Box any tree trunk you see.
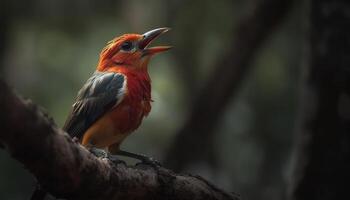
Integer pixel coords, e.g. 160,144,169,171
289,0,350,199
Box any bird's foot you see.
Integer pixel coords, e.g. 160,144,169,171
89,147,108,158
107,154,127,165
89,147,126,165
72,137,79,143
113,150,162,168
136,155,162,168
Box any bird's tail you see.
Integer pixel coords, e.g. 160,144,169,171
30,184,47,200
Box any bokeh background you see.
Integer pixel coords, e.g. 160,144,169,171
0,0,306,200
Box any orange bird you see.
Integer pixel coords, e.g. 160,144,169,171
64,27,171,160
31,28,170,200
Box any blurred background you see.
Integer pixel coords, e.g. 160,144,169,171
0,0,306,200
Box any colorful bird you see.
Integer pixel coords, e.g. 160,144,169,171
30,28,171,200
63,27,171,160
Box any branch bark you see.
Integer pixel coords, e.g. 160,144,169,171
164,0,295,171
0,80,239,200
289,0,350,199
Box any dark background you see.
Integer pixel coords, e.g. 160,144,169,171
1,0,348,200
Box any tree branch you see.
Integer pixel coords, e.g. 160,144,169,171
164,0,295,171
0,80,239,200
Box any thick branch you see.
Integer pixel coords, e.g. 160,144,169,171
164,0,295,171
0,80,239,200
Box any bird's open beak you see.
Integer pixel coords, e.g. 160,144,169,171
139,27,172,56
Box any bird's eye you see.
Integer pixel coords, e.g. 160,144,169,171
121,41,133,51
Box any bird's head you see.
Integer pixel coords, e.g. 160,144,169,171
97,28,171,71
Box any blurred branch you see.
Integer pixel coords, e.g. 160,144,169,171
289,0,350,199
164,0,202,94
0,80,239,200
0,1,10,75
164,0,295,171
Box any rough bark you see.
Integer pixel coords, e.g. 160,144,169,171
164,0,295,171
0,80,240,200
289,0,350,199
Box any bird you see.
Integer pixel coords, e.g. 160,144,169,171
64,27,171,160
30,27,171,200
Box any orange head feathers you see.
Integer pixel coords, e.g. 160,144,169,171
97,28,171,71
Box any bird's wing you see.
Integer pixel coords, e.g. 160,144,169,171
63,71,126,139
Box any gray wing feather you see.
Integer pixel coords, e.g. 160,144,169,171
63,71,125,139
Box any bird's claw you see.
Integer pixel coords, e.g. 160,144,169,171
72,137,79,143
89,147,126,165
89,147,108,158
137,156,162,168
107,154,126,165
